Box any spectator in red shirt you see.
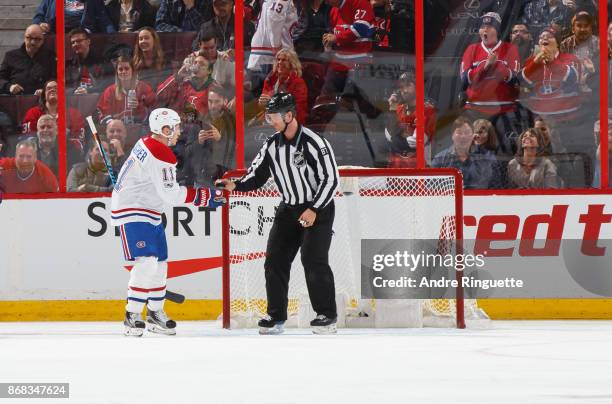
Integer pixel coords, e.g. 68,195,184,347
258,49,308,124
0,138,58,193
371,0,390,48
320,0,375,99
520,26,588,153
22,80,86,145
460,12,522,156
157,51,216,126
521,27,581,120
97,55,156,125
384,72,436,167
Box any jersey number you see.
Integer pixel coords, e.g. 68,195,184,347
354,9,366,19
162,167,175,182
270,1,283,13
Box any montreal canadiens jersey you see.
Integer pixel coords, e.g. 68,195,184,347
111,136,195,226
247,0,298,70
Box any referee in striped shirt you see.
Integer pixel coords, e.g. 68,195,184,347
217,92,340,335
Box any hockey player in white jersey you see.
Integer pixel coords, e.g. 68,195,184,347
111,108,225,336
247,0,298,81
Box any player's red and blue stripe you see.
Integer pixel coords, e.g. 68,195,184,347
127,285,166,303
119,224,133,260
112,207,162,223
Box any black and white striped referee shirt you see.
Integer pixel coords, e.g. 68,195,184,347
235,125,339,211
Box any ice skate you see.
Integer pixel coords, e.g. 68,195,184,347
310,315,337,335
258,315,285,335
124,311,145,337
146,309,176,335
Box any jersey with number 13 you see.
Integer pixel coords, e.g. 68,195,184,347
247,0,298,70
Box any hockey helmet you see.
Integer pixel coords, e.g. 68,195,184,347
265,92,296,115
149,108,181,136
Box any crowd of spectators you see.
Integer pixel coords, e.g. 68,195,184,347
444,4,606,190
0,0,610,194
0,0,240,193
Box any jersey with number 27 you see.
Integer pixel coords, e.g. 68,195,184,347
110,136,192,227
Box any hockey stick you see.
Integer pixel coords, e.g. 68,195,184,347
351,99,377,167
85,116,186,305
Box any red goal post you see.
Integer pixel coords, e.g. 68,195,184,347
221,167,465,329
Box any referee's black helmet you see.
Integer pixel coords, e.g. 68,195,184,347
265,92,296,114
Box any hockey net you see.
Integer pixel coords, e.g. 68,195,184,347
221,168,486,329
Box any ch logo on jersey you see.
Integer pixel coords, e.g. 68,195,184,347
136,241,146,248
292,151,306,167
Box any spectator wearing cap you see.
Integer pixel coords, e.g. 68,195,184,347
384,71,436,167
460,12,522,156
560,11,599,93
67,141,113,192
0,138,58,193
592,119,612,188
196,0,245,52
520,26,586,153
155,0,213,32
520,0,572,40
66,28,107,94
0,25,56,96
33,0,116,34
192,0,255,55
510,23,534,65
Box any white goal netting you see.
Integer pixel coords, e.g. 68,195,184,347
221,168,487,329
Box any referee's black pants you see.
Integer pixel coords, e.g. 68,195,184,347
263,201,337,321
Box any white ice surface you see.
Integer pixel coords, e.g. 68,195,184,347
1,321,612,404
